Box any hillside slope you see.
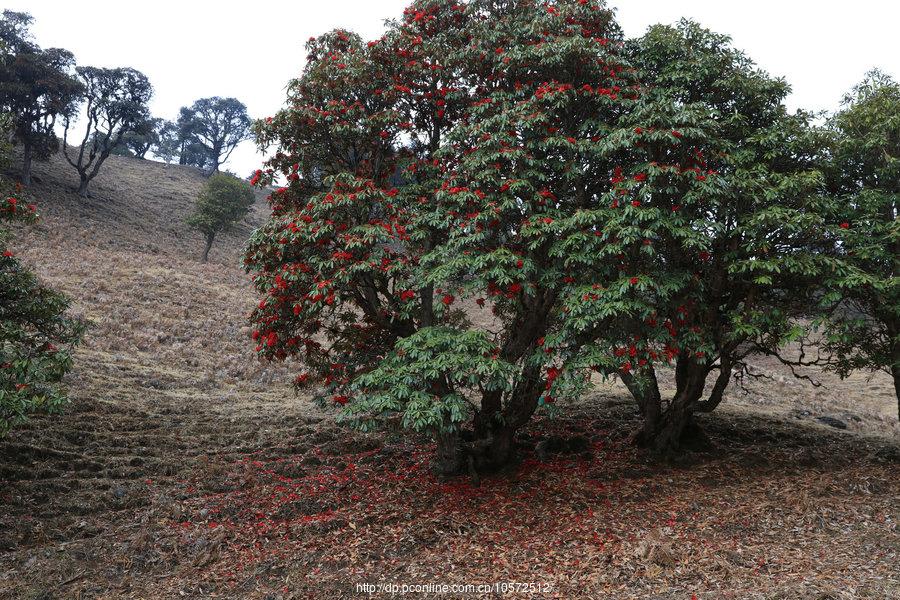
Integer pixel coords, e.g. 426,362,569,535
0,152,897,599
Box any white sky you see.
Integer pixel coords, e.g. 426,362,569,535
8,0,900,177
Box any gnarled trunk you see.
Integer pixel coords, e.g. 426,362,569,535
432,369,543,476
432,426,520,477
433,428,463,475
626,356,711,454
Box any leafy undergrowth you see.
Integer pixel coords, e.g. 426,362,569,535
149,404,899,599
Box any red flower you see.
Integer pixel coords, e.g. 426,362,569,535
545,367,561,389
671,130,683,138
2,250,13,257
400,289,417,301
839,222,850,229
333,395,349,405
442,294,454,306
629,276,640,285
633,173,646,182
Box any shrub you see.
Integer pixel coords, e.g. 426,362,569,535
0,114,83,435
187,173,255,262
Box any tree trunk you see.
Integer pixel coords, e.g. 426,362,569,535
433,428,463,475
201,234,215,263
77,177,90,198
480,426,516,469
632,358,709,454
892,362,900,422
21,145,33,186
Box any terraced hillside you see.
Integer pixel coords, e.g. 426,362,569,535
0,152,897,599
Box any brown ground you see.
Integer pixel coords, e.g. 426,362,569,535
0,153,897,599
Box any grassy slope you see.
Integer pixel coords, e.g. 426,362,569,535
0,152,897,599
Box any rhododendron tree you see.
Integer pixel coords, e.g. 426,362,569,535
560,21,833,451
247,0,633,472
818,71,900,419
248,5,839,466
417,16,831,455
0,115,83,436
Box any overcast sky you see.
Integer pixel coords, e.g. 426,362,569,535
9,0,900,177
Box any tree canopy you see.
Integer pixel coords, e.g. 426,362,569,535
177,97,252,175
818,70,900,418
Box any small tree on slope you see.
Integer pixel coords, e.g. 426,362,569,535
187,173,255,263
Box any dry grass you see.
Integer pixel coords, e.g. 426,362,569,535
0,151,897,599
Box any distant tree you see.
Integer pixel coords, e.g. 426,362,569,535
151,119,180,163
187,172,255,262
110,116,161,158
179,97,251,175
152,112,211,169
0,113,83,435
819,70,900,419
0,11,82,185
174,107,213,169
62,66,153,197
